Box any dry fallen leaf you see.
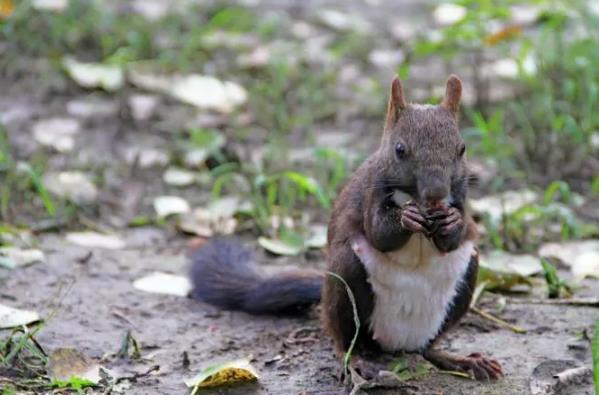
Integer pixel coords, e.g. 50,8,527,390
178,196,246,237
48,348,101,384
163,167,196,187
0,304,41,328
153,196,191,218
43,171,98,205
66,231,126,250
539,240,599,280
0,247,45,269
481,250,542,277
133,272,192,297
258,237,303,256
128,70,247,113
0,0,15,18
184,358,259,390
32,117,81,153
63,57,124,91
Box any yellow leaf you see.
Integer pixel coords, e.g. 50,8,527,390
184,358,258,390
484,25,522,47
0,0,15,18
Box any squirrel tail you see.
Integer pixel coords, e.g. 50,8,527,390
189,238,323,314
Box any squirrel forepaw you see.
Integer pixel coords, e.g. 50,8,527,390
399,203,428,233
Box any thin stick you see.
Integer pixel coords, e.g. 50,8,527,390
438,370,472,379
471,306,527,334
509,297,599,307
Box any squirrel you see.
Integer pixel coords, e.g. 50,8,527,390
189,75,503,381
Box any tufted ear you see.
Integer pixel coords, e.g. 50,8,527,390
384,76,407,130
441,74,462,114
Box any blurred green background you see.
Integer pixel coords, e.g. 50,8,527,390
1,0,598,253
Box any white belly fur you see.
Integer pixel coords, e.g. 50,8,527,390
366,235,474,352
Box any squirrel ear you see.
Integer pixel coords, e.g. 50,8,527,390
441,74,462,114
385,76,407,130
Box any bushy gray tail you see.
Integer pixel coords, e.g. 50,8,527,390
189,238,323,314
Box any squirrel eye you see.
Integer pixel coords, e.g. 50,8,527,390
459,143,466,157
395,142,406,158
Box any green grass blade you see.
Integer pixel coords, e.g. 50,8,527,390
19,163,55,216
326,271,359,375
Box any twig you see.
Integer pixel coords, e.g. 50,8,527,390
115,364,160,383
471,306,527,334
438,370,472,379
509,297,599,307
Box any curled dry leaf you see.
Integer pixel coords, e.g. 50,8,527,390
128,70,247,113
539,240,599,280
0,247,45,269
178,196,246,237
153,196,191,218
0,304,40,328
481,250,542,277
49,348,101,385
258,237,303,256
66,231,126,250
32,117,80,153
43,171,98,205
477,266,532,293
163,167,196,187
184,358,259,389
63,57,124,91
128,94,159,121
133,272,191,297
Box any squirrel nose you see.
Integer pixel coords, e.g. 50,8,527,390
421,182,449,204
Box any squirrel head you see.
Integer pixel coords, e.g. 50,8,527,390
376,75,468,210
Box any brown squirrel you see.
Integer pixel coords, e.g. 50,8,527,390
190,75,503,381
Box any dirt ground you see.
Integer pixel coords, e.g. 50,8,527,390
2,0,599,394
2,229,597,394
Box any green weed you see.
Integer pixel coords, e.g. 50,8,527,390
0,125,56,223
480,182,597,252
0,325,48,381
540,258,571,298
410,0,598,188
212,163,330,235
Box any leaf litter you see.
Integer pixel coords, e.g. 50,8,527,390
132,272,192,297
0,304,40,329
184,358,259,391
0,247,45,269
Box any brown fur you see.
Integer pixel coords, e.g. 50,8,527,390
322,74,476,357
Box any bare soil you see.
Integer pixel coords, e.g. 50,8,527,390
1,1,598,394
3,229,598,394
